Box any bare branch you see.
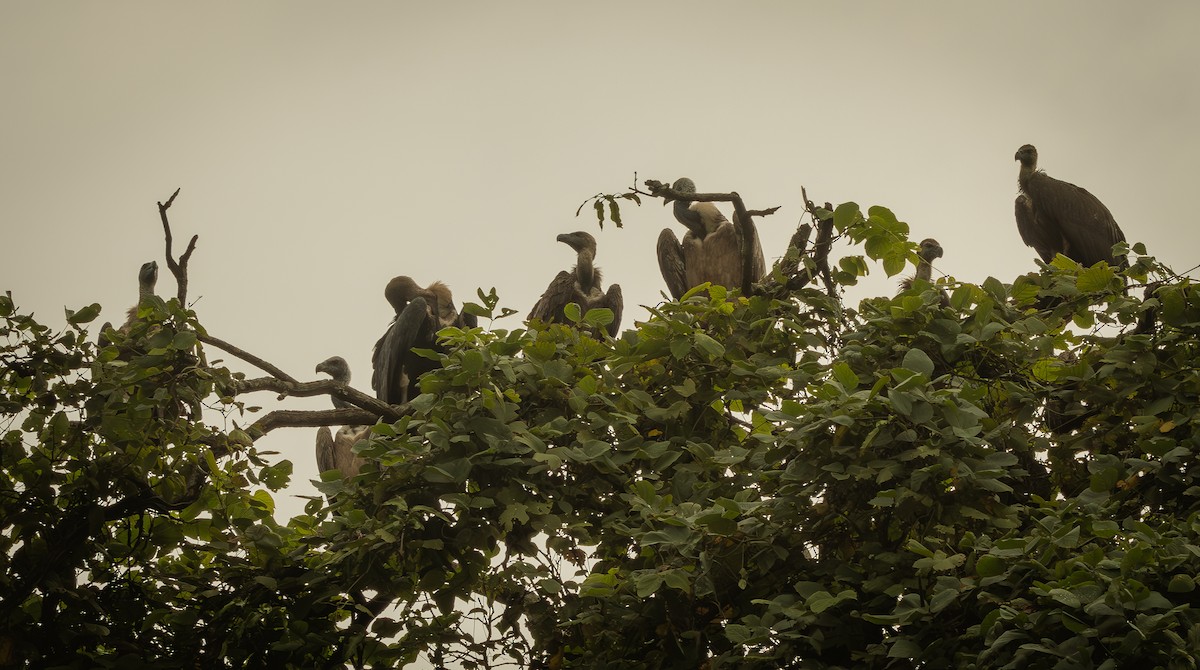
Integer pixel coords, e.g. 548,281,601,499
246,407,396,440
199,332,298,383
158,188,198,305
776,223,813,279
762,190,837,292
233,376,404,422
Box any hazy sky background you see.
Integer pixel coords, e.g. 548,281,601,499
3,2,1198,519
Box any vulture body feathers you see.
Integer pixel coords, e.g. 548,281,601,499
898,238,949,307
314,356,366,477
99,260,159,348
528,231,623,337
1014,145,1127,268
657,177,765,299
371,276,476,406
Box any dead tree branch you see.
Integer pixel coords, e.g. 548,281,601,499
762,187,837,294
777,223,813,279
246,407,390,441
645,179,778,296
234,376,404,422
199,332,299,383
158,187,199,305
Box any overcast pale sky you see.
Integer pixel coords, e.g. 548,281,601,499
3,2,1197,516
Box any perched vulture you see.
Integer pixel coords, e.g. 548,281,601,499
315,356,354,410
315,425,368,477
657,177,765,299
897,238,949,308
99,260,159,346
314,356,367,477
528,231,624,337
371,276,477,405
1014,144,1127,268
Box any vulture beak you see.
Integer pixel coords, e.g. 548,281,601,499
555,233,573,245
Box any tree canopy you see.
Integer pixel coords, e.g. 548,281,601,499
3,195,1199,669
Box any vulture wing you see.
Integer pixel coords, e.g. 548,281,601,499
316,426,337,474
372,296,431,405
1026,174,1126,267
656,228,689,300
1014,194,1059,263
602,284,624,337
529,270,577,325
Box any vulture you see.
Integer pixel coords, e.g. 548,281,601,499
1014,144,1127,268
315,356,367,477
99,260,159,346
315,356,354,410
897,238,949,306
528,231,624,337
371,276,477,406
315,425,368,477
657,177,765,299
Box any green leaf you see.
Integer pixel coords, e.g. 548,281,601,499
563,303,582,324
584,308,614,329
172,330,198,350
887,638,922,659
976,554,1005,577
1169,574,1195,593
461,349,485,373
1077,265,1115,292
832,361,859,390
902,349,935,377
832,202,862,232
66,302,102,325
608,198,623,227
694,333,725,360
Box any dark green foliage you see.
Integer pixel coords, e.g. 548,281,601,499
2,214,1199,669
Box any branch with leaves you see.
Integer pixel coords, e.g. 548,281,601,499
149,192,406,443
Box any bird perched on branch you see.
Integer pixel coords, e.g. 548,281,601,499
898,238,949,307
1014,144,1127,268
372,276,477,406
315,425,368,477
657,177,765,300
528,231,624,337
314,356,367,477
99,260,159,346
315,356,354,410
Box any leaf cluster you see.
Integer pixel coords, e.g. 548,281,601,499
4,209,1200,669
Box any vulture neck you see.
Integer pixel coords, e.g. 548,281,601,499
915,258,934,282
575,249,597,293
1017,161,1039,193
138,280,156,304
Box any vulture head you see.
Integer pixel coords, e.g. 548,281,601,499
898,237,948,305
315,356,351,384
556,231,598,256
1015,144,1038,170
138,261,159,297
384,276,423,313
916,238,944,270
662,177,713,237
